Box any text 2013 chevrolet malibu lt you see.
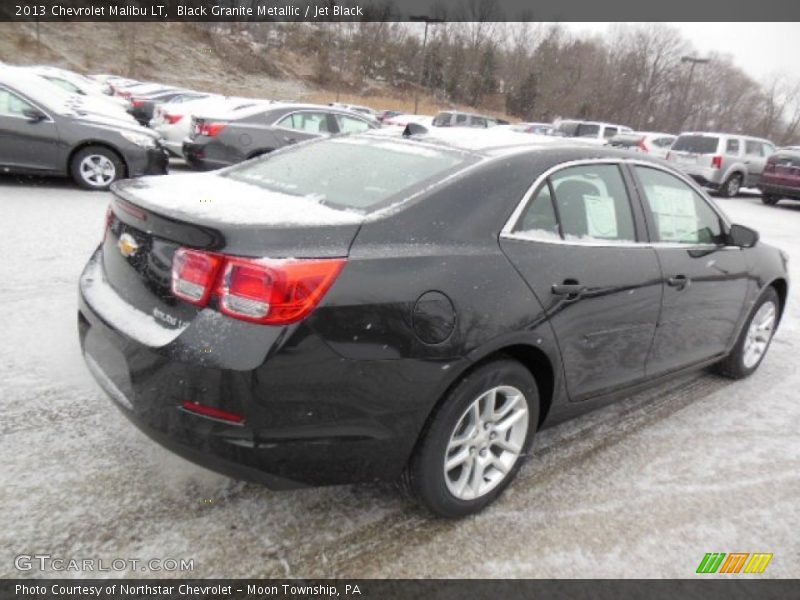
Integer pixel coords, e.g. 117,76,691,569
79,133,788,517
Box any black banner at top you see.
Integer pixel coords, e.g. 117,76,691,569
1,0,800,22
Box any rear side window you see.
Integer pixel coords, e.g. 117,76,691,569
762,143,775,157
576,123,600,138
514,164,637,243
745,140,763,156
224,137,469,212
433,112,453,126
725,139,740,155
277,111,331,133
672,135,719,154
514,184,560,240
635,166,724,245
653,137,676,148
603,127,618,139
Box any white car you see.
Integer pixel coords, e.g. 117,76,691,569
607,131,677,159
151,96,270,157
383,113,435,128
2,67,137,125
27,66,130,110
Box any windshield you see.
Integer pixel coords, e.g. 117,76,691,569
224,136,471,212
672,135,719,154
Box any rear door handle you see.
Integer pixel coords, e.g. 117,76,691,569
667,275,691,289
552,283,586,297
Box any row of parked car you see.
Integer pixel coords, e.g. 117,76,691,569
1,63,799,204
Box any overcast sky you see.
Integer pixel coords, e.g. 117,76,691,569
564,22,800,83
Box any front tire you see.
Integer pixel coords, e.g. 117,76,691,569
405,358,539,518
715,287,779,379
70,145,125,190
719,173,743,198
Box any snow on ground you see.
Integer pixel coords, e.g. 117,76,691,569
0,175,798,579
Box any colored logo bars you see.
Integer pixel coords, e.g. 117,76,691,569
696,553,773,574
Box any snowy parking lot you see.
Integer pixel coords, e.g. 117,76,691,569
1,171,798,579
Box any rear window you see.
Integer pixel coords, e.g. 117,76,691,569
672,135,720,154
223,137,470,212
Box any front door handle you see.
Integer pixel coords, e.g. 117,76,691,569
667,275,691,289
552,282,586,297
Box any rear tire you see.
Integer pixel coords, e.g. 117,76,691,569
404,358,539,518
714,287,779,379
719,173,743,198
761,194,780,206
70,145,125,191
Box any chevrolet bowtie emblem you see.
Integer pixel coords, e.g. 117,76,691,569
117,233,139,258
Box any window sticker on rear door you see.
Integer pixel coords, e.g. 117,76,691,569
584,194,618,238
648,185,698,242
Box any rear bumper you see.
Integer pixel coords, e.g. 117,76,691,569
182,140,231,171
77,250,447,488
758,181,800,200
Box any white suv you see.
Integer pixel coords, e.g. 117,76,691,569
666,132,776,197
553,119,633,145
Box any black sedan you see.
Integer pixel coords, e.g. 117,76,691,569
78,134,788,517
1,71,168,189
182,103,379,170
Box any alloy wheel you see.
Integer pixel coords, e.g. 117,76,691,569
443,385,529,501
79,154,117,187
742,300,776,369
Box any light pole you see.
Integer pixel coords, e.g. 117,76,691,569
680,55,710,130
410,15,444,115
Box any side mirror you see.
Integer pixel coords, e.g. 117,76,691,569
728,223,759,248
22,108,47,123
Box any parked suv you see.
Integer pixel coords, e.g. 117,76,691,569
553,120,632,145
666,132,776,197
432,111,502,128
759,147,800,206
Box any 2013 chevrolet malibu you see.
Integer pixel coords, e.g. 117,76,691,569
78,133,788,517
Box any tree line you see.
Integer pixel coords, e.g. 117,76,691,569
197,16,800,144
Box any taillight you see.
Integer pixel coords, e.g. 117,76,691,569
103,205,113,241
171,248,345,325
198,122,226,137
711,155,723,169
181,401,244,425
638,137,649,153
171,248,223,306
131,98,145,108
164,113,183,125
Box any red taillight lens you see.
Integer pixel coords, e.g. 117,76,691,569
181,401,244,425
638,137,648,153
220,258,346,324
171,248,223,306
711,155,723,169
164,113,183,124
171,248,345,325
131,98,145,107
198,122,226,137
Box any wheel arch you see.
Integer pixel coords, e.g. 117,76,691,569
67,141,129,178
768,277,788,322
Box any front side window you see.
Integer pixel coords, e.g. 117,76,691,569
0,88,35,117
277,111,331,133
635,166,725,245
335,114,372,134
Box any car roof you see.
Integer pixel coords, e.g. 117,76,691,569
679,131,773,143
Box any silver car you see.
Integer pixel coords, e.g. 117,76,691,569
667,132,776,197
